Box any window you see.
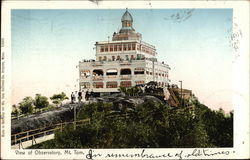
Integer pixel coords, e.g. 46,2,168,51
121,68,131,75
137,54,141,60
99,56,102,61
119,45,122,51
134,68,145,75
135,81,145,85
114,45,117,51
120,81,132,88
105,46,108,52
128,44,131,50
106,81,118,88
81,70,90,78
110,45,113,52
100,46,104,52
123,44,127,51
132,44,136,50
106,69,118,75
93,69,104,76
93,82,103,88
117,56,120,60
125,55,129,60
131,55,134,60
103,56,107,61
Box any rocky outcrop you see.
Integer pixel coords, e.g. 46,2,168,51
11,103,82,135
11,94,165,134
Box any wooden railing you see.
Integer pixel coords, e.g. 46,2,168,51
11,118,90,148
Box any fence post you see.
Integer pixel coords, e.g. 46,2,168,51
19,140,20,149
32,136,33,146
14,135,17,145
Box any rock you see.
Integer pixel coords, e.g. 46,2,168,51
11,95,165,134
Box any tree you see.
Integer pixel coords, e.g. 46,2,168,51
34,94,49,110
19,97,34,115
30,98,233,149
11,104,20,119
50,92,69,107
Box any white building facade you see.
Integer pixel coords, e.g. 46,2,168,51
79,9,170,95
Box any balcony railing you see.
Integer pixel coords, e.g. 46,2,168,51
92,76,103,81
119,60,131,65
92,61,103,66
120,75,132,80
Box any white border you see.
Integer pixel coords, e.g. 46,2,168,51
1,1,249,159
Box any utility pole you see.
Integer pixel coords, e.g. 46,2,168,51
179,80,183,106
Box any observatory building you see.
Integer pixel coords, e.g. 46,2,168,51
79,9,170,95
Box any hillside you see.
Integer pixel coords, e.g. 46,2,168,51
27,93,233,148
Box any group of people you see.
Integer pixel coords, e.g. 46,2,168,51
70,90,94,104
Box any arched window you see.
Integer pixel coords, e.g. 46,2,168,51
93,69,103,76
120,68,131,75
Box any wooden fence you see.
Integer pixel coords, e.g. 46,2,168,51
11,118,90,149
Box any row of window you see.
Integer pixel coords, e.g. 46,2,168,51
81,81,168,89
81,68,168,77
82,81,132,88
98,54,145,61
99,43,155,55
100,43,136,52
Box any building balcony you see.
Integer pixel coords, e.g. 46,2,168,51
92,76,103,81
107,75,117,79
119,60,131,65
92,61,103,66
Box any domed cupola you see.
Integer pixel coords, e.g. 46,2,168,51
120,8,135,32
112,8,142,41
121,8,133,22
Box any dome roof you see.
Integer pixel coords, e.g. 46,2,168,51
121,9,133,22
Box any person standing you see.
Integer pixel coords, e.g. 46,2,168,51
74,91,78,103
78,90,82,103
71,92,75,104
85,90,89,101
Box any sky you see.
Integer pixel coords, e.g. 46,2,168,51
11,9,233,112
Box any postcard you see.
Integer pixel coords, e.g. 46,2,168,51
1,1,249,159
